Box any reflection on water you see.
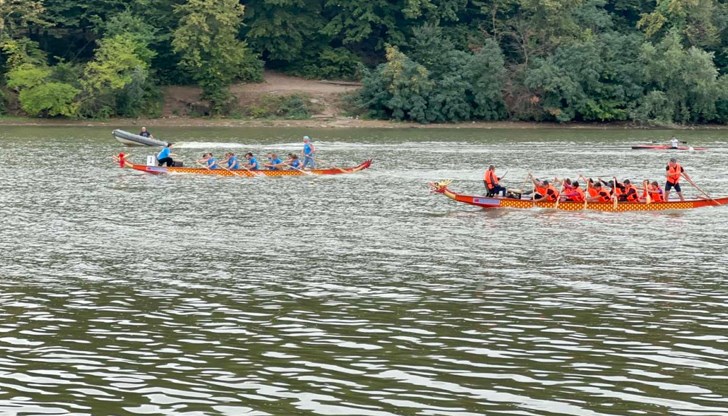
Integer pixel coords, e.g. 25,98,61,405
0,127,727,415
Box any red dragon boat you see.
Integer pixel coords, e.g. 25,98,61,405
631,144,706,151
117,154,372,177
429,180,727,212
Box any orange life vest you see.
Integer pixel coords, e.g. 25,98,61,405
587,184,599,197
484,170,499,189
647,185,664,202
543,184,559,202
565,187,585,202
623,184,639,202
534,185,547,197
666,163,682,183
597,190,612,202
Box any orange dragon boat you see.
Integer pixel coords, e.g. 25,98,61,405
429,180,727,212
117,154,372,177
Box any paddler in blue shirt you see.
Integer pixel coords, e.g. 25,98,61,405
197,152,219,169
221,152,240,170
244,152,259,170
286,153,302,170
264,153,283,170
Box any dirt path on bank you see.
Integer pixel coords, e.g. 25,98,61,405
163,72,361,118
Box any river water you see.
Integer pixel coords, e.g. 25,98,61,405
1,126,727,415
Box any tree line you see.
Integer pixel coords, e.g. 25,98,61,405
1,0,727,124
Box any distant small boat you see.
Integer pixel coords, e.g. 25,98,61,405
631,144,706,151
113,129,168,147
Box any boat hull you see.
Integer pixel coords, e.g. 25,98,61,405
124,159,372,177
113,129,168,147
430,181,726,212
631,144,706,151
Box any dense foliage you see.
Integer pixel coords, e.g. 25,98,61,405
0,0,727,123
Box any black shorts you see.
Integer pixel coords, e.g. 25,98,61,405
665,181,681,192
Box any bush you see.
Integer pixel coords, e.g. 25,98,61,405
241,94,320,119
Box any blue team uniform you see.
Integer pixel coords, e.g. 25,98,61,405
290,159,302,169
248,157,259,170
268,157,283,170
227,156,239,169
157,147,170,160
207,157,219,169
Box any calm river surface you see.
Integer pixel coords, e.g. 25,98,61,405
1,126,727,415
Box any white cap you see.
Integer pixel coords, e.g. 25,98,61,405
303,135,310,140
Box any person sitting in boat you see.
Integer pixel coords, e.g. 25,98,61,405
483,165,506,197
529,176,559,201
264,153,284,170
286,153,302,170
554,177,574,194
156,143,175,167
670,136,679,149
665,157,692,201
618,179,640,202
302,136,316,169
139,126,153,138
221,152,240,170
197,153,219,169
587,182,613,202
244,152,259,170
561,181,585,202
644,180,665,202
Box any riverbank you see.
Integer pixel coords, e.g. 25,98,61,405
1,115,727,130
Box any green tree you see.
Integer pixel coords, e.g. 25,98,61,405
636,30,727,123
172,0,252,114
0,0,46,40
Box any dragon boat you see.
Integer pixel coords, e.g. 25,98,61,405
429,180,726,212
116,154,372,177
631,144,706,151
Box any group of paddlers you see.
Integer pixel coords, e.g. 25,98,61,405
154,135,317,172
484,158,698,203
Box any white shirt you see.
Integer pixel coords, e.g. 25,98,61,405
670,138,679,148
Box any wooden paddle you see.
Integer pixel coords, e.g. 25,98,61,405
218,163,244,177
643,180,651,204
286,163,312,175
682,173,721,205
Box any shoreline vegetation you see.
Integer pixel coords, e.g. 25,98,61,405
1,115,727,130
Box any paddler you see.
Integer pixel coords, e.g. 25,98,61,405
618,179,640,202
264,153,284,170
197,152,219,169
587,182,613,202
285,153,303,170
221,152,240,170
529,176,559,201
483,165,506,197
645,181,664,202
561,181,585,202
244,152,259,170
665,157,692,201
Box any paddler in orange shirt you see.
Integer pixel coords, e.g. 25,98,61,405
644,181,664,202
529,176,559,201
618,179,640,202
561,181,585,202
587,182,613,202
665,157,692,201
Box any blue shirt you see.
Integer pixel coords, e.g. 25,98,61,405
248,157,258,170
304,143,314,156
207,157,218,169
290,159,301,168
227,156,239,169
157,147,170,159
268,158,282,170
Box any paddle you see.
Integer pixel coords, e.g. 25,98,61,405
196,161,212,171
682,173,721,205
578,175,589,210
219,162,244,177
643,180,651,204
612,176,619,210
288,164,312,175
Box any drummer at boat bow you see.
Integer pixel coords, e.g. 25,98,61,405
157,143,175,167
139,126,153,138
483,165,506,197
665,157,692,201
